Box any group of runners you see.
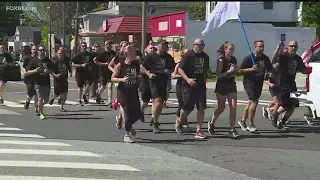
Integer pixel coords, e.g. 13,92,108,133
0,37,310,143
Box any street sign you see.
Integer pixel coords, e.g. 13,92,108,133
280,33,286,42
129,35,133,43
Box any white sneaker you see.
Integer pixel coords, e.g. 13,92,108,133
124,135,133,143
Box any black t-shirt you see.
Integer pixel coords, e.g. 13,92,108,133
276,53,306,91
33,57,52,86
0,52,14,75
51,57,71,81
114,52,126,65
143,52,175,85
178,50,210,86
96,50,116,77
23,56,37,81
136,50,143,61
240,53,272,86
72,51,94,75
217,56,237,84
118,60,140,89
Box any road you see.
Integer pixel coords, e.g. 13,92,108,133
0,77,319,180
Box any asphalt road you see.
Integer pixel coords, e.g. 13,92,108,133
0,77,319,180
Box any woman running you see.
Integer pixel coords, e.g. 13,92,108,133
111,45,143,143
108,41,129,129
208,42,239,138
173,48,190,133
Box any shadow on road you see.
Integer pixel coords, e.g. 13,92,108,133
135,138,207,144
49,113,94,116
45,117,104,120
66,109,111,112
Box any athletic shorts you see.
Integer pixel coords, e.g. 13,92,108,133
167,75,172,89
34,85,51,103
243,82,262,101
278,90,299,111
176,79,183,109
75,73,92,88
149,82,167,101
215,81,237,96
0,76,7,83
269,86,280,98
181,81,207,112
25,81,36,97
54,79,68,96
99,75,111,86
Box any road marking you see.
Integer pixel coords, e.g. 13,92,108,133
0,149,101,157
0,108,22,115
0,133,45,138
0,160,141,171
0,176,117,180
0,127,22,131
0,140,71,146
0,123,4,126
17,100,61,107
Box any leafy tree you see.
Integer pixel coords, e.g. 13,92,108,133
300,2,320,36
40,25,49,47
0,2,23,37
189,2,206,21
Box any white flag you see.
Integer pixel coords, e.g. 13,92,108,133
202,2,239,36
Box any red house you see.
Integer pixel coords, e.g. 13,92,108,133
151,11,186,62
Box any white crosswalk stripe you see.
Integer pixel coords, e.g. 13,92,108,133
0,123,141,179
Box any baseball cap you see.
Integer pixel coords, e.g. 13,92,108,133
105,40,113,45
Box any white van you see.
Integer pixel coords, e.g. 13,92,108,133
290,54,320,125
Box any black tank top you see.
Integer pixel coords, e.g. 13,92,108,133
217,56,237,84
118,60,140,88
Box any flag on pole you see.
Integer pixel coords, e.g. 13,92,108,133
202,2,239,36
301,37,320,66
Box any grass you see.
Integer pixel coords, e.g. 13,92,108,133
207,72,243,82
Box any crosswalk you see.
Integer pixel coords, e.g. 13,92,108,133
0,122,141,179
1,97,306,109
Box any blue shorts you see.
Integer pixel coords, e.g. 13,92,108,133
167,74,172,89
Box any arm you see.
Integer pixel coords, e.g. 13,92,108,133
108,57,116,72
239,56,256,74
72,55,82,68
216,59,230,79
297,57,307,74
111,63,124,82
140,64,153,78
172,63,181,79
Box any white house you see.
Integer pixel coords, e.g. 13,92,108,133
7,26,36,52
206,2,301,27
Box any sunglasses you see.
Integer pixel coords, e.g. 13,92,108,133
38,49,45,52
289,45,297,47
81,45,87,47
195,43,205,47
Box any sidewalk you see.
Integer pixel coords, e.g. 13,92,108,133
171,73,306,91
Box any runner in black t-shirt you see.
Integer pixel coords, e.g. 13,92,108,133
177,38,209,139
208,42,239,138
90,44,99,98
111,45,143,143
238,40,273,132
23,45,39,114
25,46,53,120
141,40,175,133
72,42,94,106
95,41,116,104
49,49,71,112
0,44,14,105
271,40,308,129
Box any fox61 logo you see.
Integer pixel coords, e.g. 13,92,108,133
5,6,36,11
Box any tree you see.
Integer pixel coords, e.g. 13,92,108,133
0,2,23,37
189,2,206,21
300,2,320,36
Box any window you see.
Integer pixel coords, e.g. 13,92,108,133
263,2,273,9
158,21,168,31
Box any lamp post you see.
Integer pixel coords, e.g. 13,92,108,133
47,4,51,58
141,1,147,52
74,2,79,56
62,2,65,49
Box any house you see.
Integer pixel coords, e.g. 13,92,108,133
78,1,194,47
7,26,42,52
206,2,300,27
151,11,316,71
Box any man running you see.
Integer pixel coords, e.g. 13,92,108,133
49,49,72,111
141,40,175,133
238,40,273,132
72,42,94,106
0,44,13,105
94,41,116,104
90,44,100,98
271,40,308,129
177,38,209,138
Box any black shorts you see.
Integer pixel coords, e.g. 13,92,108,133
215,81,237,95
54,79,68,96
139,75,151,103
99,75,111,86
278,90,299,111
0,75,7,83
149,82,167,101
25,81,36,97
243,82,262,101
176,79,184,109
181,81,207,112
269,86,280,98
75,73,92,88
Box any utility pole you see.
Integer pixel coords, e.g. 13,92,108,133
62,2,65,49
48,3,52,58
74,2,80,56
141,1,147,52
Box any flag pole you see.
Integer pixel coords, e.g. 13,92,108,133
235,8,255,65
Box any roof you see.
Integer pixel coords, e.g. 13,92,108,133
96,16,151,34
79,9,121,18
151,11,185,19
16,26,34,37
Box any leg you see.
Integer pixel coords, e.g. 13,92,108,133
227,92,237,129
0,80,6,104
107,81,113,105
